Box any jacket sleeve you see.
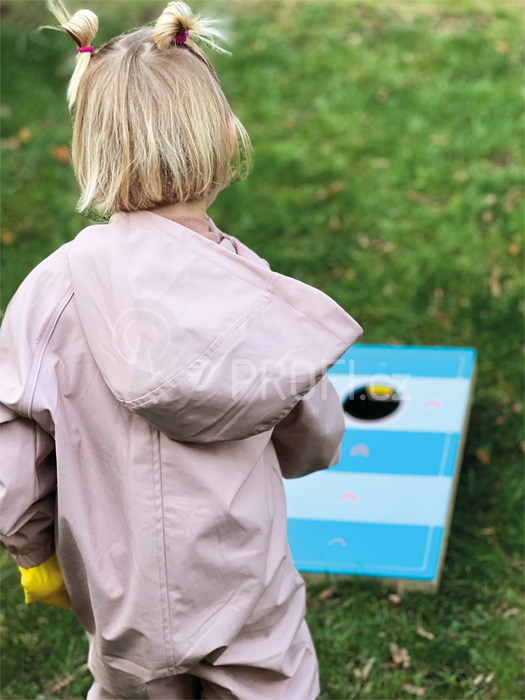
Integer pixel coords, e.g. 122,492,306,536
271,373,346,479
0,283,58,569
0,404,57,568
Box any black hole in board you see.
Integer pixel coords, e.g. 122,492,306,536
343,385,402,420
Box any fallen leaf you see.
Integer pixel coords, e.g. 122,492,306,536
489,264,502,297
402,684,427,697
51,145,71,164
18,127,32,143
353,657,376,680
473,673,485,686
502,607,519,619
389,641,410,668
475,448,491,465
361,657,375,681
494,414,508,426
481,209,494,224
316,181,343,200
508,242,521,256
388,593,402,604
416,626,435,640
484,193,498,206
485,672,495,684
51,675,75,693
494,40,509,54
1,229,13,246
318,584,337,601
503,185,522,212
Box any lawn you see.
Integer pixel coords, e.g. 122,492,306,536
0,1,523,698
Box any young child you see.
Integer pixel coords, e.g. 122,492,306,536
0,1,363,698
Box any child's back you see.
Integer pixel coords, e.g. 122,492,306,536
0,3,363,698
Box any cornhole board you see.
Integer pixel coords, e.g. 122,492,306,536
284,344,477,593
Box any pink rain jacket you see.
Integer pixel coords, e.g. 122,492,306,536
0,211,363,695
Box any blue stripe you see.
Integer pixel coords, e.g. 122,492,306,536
287,519,443,580
332,430,460,477
329,344,476,379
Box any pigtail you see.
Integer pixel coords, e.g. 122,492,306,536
153,1,231,55
39,0,99,111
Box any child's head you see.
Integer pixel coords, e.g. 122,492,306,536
42,1,252,218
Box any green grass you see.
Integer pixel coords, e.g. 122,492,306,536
1,0,524,698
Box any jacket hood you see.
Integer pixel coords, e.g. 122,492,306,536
67,210,363,443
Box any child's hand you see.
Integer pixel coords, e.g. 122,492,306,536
18,551,72,610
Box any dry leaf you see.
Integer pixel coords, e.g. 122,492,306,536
512,403,523,413
494,40,509,54
484,193,498,206
473,673,485,686
51,674,75,693
316,181,343,200
388,593,402,604
416,626,435,640
475,448,491,465
402,684,427,697
503,185,522,212
502,607,519,619
508,242,521,256
361,657,375,681
18,127,32,143
481,209,494,224
1,229,13,246
389,641,411,668
318,584,337,601
489,264,502,297
479,527,495,536
494,414,508,427
485,672,495,684
354,657,376,680
51,145,71,164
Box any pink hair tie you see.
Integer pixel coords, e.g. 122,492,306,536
173,30,189,45
77,46,94,54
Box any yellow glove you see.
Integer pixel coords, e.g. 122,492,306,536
18,551,72,610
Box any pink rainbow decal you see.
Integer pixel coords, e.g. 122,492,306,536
338,491,359,503
424,398,443,410
350,443,370,457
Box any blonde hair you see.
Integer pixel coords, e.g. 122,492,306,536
40,1,253,218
